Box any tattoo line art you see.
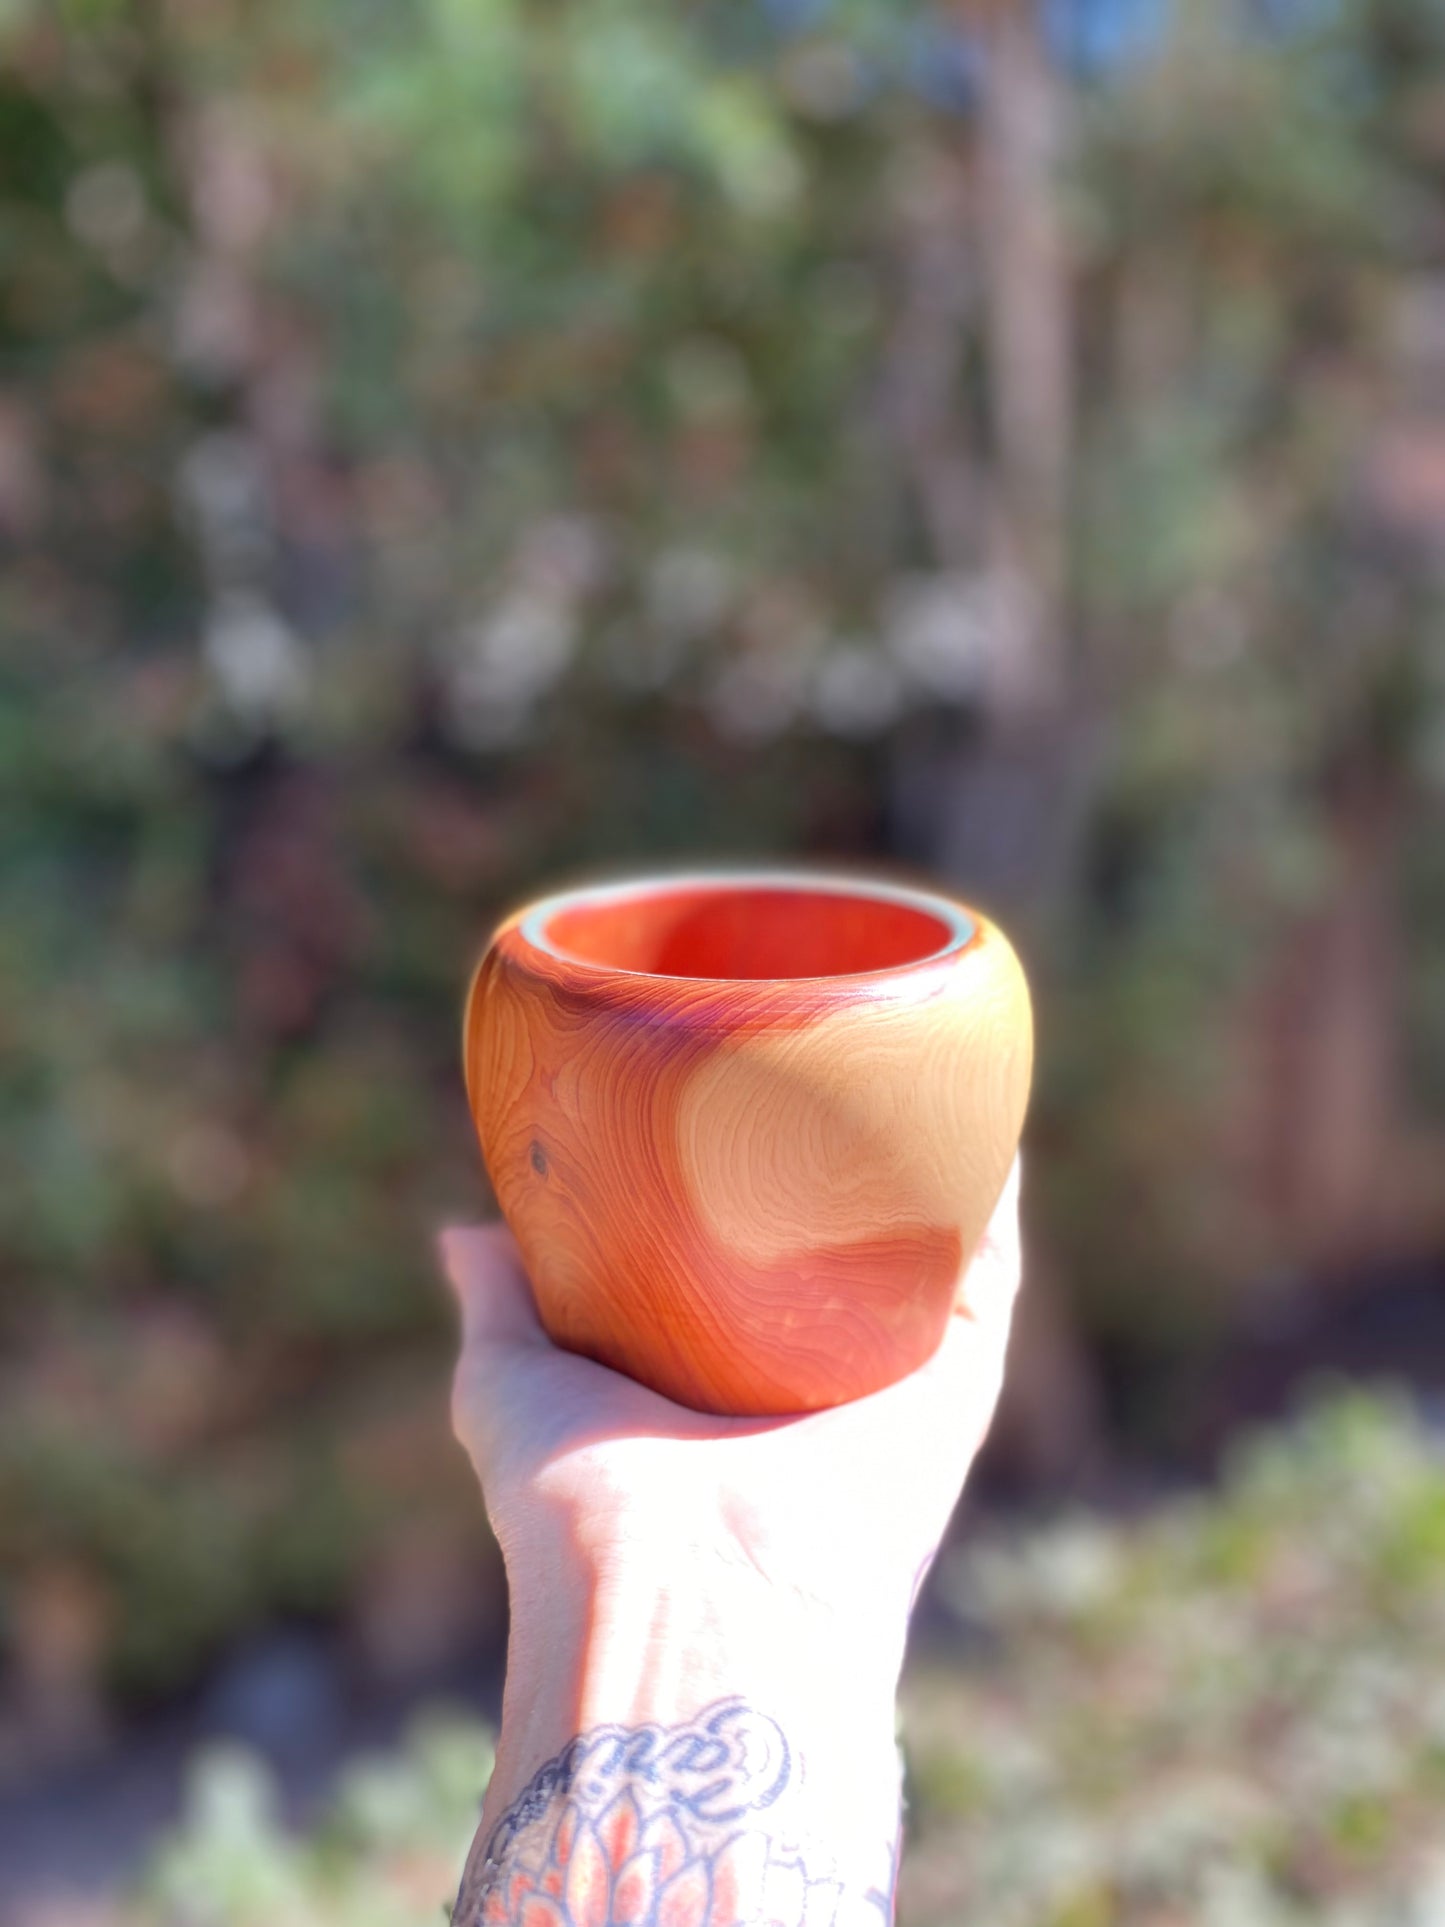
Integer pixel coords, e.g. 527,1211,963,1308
452,1698,895,1926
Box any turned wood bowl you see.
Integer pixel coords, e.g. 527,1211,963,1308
463,871,1032,1416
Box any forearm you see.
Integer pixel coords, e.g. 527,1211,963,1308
455,1539,907,1925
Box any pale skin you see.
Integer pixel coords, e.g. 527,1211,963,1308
441,1160,1022,1927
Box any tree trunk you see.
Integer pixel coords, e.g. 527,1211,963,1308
973,0,1074,715
1251,768,1405,1267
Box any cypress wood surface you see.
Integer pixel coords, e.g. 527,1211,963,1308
464,874,1032,1415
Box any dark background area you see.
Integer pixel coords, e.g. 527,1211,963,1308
3,0,1445,1919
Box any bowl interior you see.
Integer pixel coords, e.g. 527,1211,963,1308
533,877,963,980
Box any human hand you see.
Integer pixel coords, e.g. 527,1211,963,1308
440,1159,1022,1848
445,1157,1020,1627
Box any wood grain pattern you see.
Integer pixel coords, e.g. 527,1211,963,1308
463,875,1032,1415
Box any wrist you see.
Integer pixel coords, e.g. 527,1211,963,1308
489,1531,906,1830
585,1545,905,1721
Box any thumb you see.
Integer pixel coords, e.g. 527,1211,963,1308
788,1159,1024,1496
438,1223,552,1478
437,1222,543,1353
847,1157,1024,1528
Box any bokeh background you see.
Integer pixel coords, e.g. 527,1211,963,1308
4,0,1445,1919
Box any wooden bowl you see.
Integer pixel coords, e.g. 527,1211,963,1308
463,871,1032,1415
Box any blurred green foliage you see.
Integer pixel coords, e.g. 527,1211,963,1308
136,1711,494,1927
2,0,1445,1706
904,1389,1445,1923
115,1393,1445,1925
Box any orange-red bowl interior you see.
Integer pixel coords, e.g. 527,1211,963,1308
537,881,954,981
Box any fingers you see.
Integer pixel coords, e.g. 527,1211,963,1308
437,1163,1024,1556
438,1222,544,1351
438,1223,552,1480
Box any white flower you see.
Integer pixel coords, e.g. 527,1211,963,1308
705,649,810,743
202,590,306,720
884,571,987,701
811,644,903,738
446,595,578,747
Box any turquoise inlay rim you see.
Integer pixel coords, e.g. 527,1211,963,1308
516,870,976,983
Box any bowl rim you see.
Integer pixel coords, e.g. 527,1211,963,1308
506,867,979,986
